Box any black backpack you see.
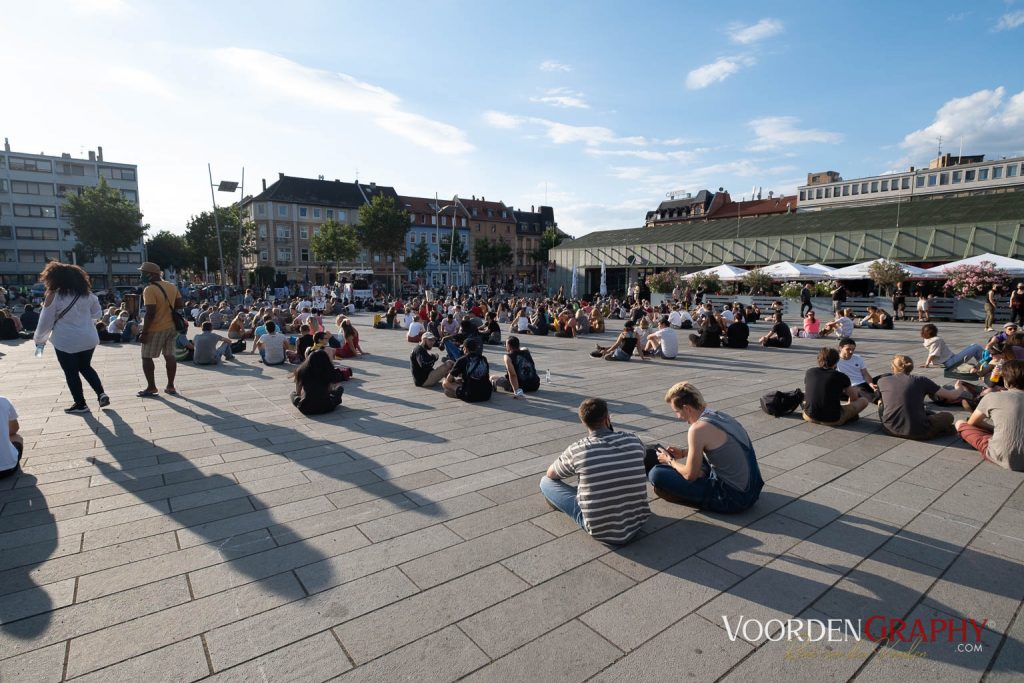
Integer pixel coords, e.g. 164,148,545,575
466,355,489,382
760,389,804,417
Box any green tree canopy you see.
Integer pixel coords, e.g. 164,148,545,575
475,238,513,281
310,219,361,271
145,230,191,272
742,268,775,294
356,195,409,260
533,226,564,264
866,259,909,295
250,265,277,288
439,232,469,265
405,241,430,275
183,206,253,281
61,178,145,286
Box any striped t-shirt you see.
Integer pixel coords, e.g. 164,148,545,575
552,428,650,544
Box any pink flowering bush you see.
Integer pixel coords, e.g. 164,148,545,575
942,262,1010,298
647,269,682,293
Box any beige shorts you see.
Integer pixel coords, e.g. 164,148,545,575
141,328,177,358
802,402,862,426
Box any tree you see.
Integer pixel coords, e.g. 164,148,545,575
145,230,191,273
475,238,513,283
250,265,277,288
533,226,564,264
310,219,361,280
647,270,682,294
439,232,469,265
62,178,145,287
405,241,430,278
866,259,909,295
742,268,775,295
687,272,721,294
355,194,409,290
183,206,253,282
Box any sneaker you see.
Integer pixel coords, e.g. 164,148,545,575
98,393,110,408
64,403,90,414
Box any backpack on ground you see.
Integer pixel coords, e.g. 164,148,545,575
760,388,804,417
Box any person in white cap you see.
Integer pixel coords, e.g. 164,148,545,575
137,261,183,397
409,332,452,388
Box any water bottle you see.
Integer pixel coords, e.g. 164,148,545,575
545,369,552,384
34,344,44,358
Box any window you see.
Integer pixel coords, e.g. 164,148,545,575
471,208,478,217
300,227,308,239
107,252,143,264
870,181,878,193
301,248,309,262
916,176,925,188
901,177,910,190
13,204,57,218
313,208,321,219
861,182,869,193
256,203,266,215
799,190,806,201
326,209,334,219
0,226,11,239
952,171,962,183
11,181,54,195
506,225,511,233
374,254,381,263
56,184,83,197
98,166,135,180
420,234,426,243
9,157,52,173
461,217,467,227
16,227,59,240
18,249,60,263
121,189,137,202
299,207,308,217
926,174,936,187
978,168,989,181
852,184,859,195
410,233,416,243
939,173,948,186
486,209,493,218
337,210,346,221
824,188,831,198
276,225,291,239
431,233,437,243
965,170,976,181
491,225,496,233
409,213,415,224
258,223,267,239
880,180,889,191
57,162,86,176
992,166,1003,179
0,179,6,192
0,249,13,262
276,248,292,263
277,205,288,217
842,185,850,196
259,249,268,262
431,215,437,225
1008,164,1018,178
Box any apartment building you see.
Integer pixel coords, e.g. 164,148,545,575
399,195,472,288
512,205,556,286
0,139,142,286
242,174,399,285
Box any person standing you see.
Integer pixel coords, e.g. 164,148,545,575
830,282,847,316
137,261,183,397
985,285,999,332
33,262,109,413
892,284,907,321
1011,283,1024,326
799,282,813,318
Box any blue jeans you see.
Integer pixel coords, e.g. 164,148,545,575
645,447,761,513
539,476,586,531
943,343,984,369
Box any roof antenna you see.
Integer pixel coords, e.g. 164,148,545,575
355,168,359,182
936,135,942,158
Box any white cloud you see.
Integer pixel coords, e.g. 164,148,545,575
69,0,130,14
748,116,843,151
483,111,646,147
105,66,176,100
685,56,754,90
540,60,572,72
529,87,589,109
483,111,523,129
728,18,784,44
215,47,473,155
900,86,1024,159
587,148,696,163
995,10,1024,30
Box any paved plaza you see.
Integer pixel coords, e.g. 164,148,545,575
1,316,1022,682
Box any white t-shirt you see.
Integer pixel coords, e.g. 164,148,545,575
923,336,952,364
258,332,288,364
407,321,425,338
33,292,102,353
650,328,679,358
833,317,853,337
720,310,734,324
0,397,19,471
837,353,868,386
668,310,683,327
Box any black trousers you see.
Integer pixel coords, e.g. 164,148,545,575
54,347,105,405
800,302,812,317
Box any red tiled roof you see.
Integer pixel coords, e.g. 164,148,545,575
710,194,798,219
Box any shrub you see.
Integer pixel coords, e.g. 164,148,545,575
647,269,682,294
942,262,1010,298
687,272,722,293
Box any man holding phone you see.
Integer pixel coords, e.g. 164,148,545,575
540,398,650,544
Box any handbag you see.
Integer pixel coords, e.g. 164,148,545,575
151,282,187,333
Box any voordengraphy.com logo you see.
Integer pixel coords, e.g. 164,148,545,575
722,616,988,645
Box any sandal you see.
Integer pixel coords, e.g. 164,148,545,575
164,388,179,396
137,389,159,397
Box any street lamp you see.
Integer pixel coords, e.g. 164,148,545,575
207,163,245,286
434,195,466,289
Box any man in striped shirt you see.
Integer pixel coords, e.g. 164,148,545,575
541,398,650,544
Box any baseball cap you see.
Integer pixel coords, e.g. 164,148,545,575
421,331,436,341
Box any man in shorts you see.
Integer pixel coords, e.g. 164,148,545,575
138,261,183,397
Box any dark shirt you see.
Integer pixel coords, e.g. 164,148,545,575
800,287,811,303
451,354,492,402
771,321,792,346
20,310,39,331
832,287,847,302
295,333,314,360
803,367,851,423
410,345,437,386
531,316,550,335
508,349,540,392
0,318,17,340
877,374,941,437
619,332,638,356
695,324,721,348
724,322,749,348
295,366,345,415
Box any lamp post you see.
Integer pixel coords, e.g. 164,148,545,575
207,164,244,287
434,195,464,288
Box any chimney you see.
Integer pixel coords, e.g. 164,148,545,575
278,172,284,179
261,178,266,191
88,151,96,161
370,181,376,189
768,190,774,199
3,137,9,152
97,146,103,162
334,179,340,182
531,205,534,212
62,153,71,159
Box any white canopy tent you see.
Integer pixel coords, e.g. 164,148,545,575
758,261,831,281
828,258,936,280
807,263,836,276
685,264,749,282
926,253,1024,278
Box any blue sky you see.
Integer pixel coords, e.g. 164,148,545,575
3,0,1024,236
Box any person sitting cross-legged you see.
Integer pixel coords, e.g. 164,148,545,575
290,349,345,415
410,332,452,388
956,359,1024,471
491,336,540,398
255,321,291,366
442,337,493,402
643,316,679,358
759,311,792,348
193,322,236,365
877,355,964,440
593,319,644,360
540,398,650,544
802,347,870,426
645,382,763,512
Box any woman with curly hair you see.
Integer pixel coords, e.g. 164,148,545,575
33,262,109,413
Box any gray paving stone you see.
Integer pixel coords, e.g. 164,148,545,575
356,492,494,542
335,563,528,663
697,513,818,578
175,496,335,548
501,529,611,585
0,642,66,683
442,493,551,540
333,626,488,683
70,637,210,683
204,631,351,681
459,560,635,658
